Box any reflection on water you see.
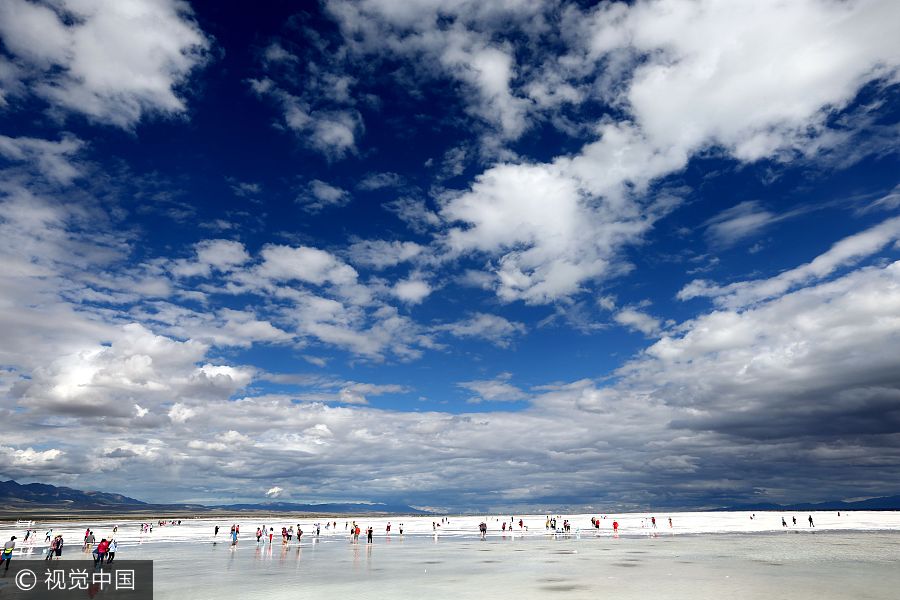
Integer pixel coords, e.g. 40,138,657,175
118,531,900,600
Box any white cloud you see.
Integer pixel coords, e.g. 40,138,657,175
347,239,424,270
0,0,210,128
442,161,669,304
703,201,781,248
265,486,284,498
229,180,262,198
436,0,900,304
326,0,548,147
248,69,365,160
171,239,250,278
262,42,297,66
383,197,442,234
613,307,662,337
622,259,900,450
357,172,403,191
168,402,196,424
436,313,526,348
298,180,351,213
437,33,531,141
391,278,432,304
680,216,900,308
3,446,64,467
0,134,83,183
256,245,359,287
866,184,900,212
578,0,900,160
458,372,529,403
8,248,900,507
338,382,408,405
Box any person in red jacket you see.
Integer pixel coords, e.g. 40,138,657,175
93,538,109,566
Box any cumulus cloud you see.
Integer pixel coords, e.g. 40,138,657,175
256,245,359,287
347,239,424,270
458,372,529,404
437,0,900,304
0,0,210,128
326,0,548,148
7,246,900,508
441,161,674,303
298,180,351,213
613,307,662,337
170,239,251,278
265,486,284,498
622,259,900,454
0,134,84,183
249,78,363,160
391,278,432,305
436,313,526,348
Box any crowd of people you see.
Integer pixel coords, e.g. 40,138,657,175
218,519,405,546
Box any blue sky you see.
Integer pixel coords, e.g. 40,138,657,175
1,0,899,511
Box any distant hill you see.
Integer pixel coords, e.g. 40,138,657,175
0,479,146,508
0,480,427,515
722,495,900,512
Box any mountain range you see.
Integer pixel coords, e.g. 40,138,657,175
0,480,426,515
3,479,898,515
721,495,900,512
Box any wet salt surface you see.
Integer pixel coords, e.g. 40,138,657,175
122,530,900,599
4,513,900,599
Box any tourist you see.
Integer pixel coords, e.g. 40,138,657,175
107,539,117,563
46,536,57,560
93,538,109,566
1,536,16,571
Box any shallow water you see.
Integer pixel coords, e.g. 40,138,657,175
99,531,900,599
4,514,899,599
